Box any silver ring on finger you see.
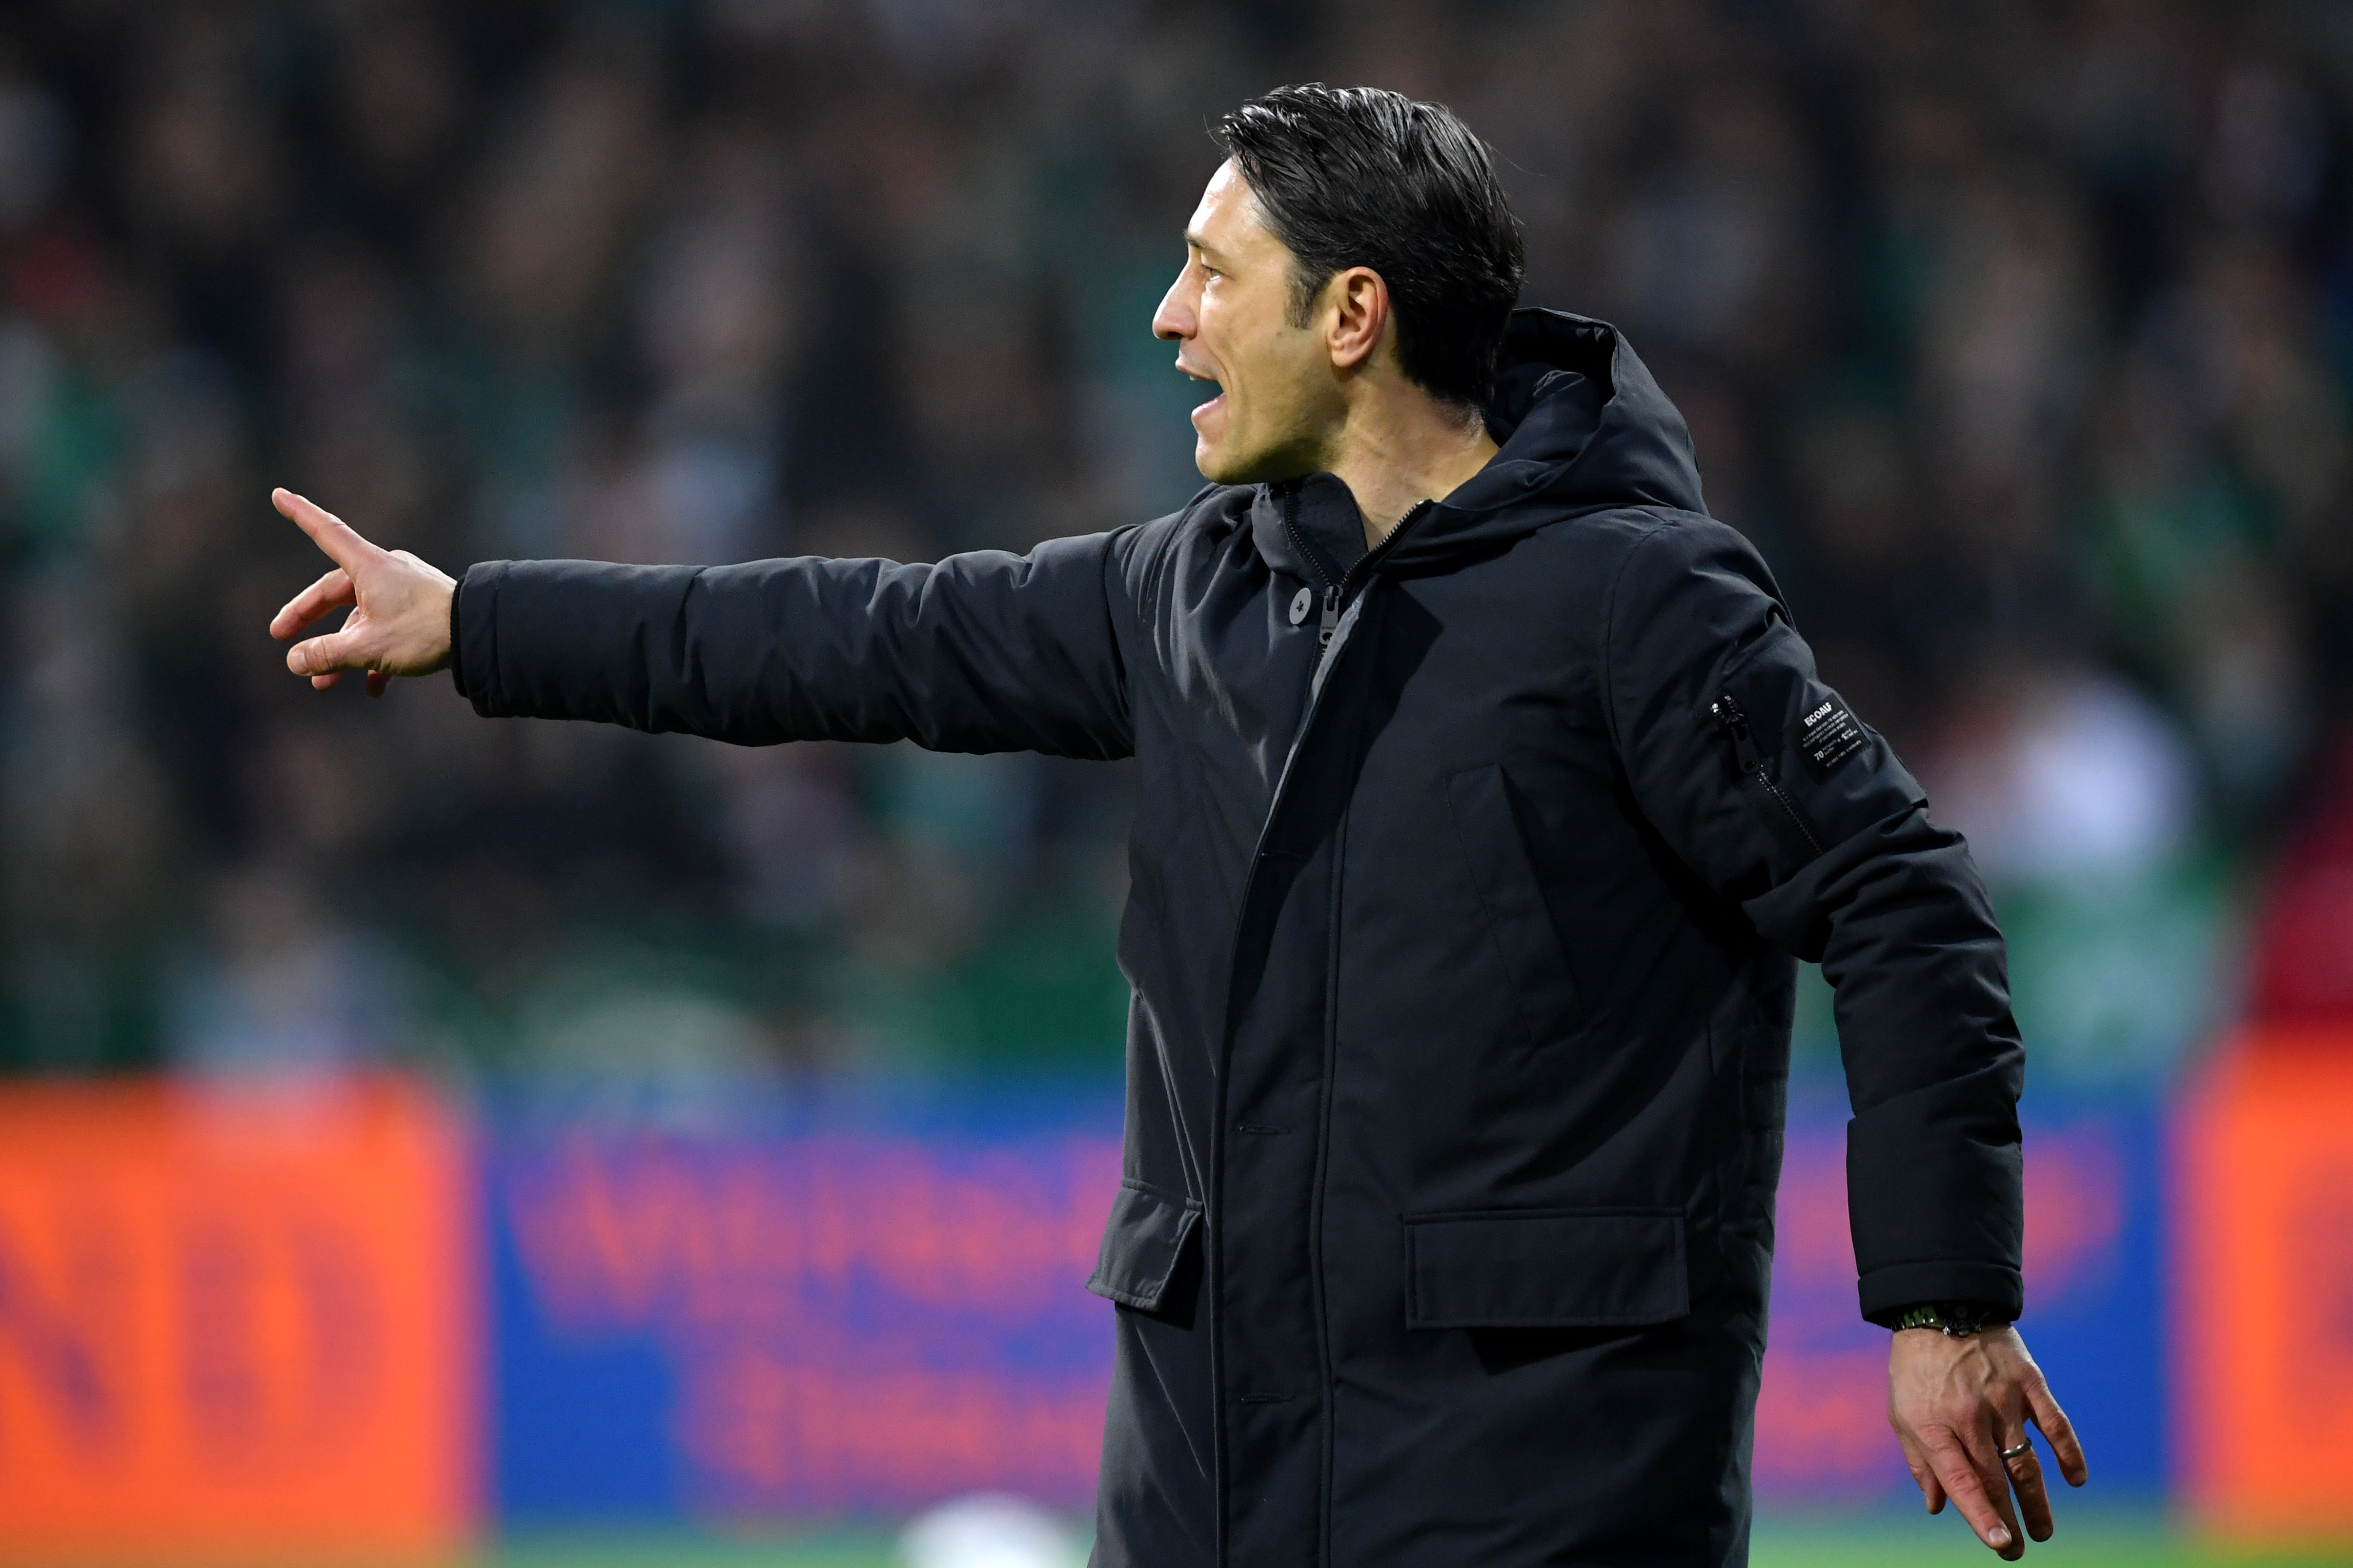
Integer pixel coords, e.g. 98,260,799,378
2000,1440,2034,1462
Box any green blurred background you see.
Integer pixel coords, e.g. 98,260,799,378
9,0,2351,1091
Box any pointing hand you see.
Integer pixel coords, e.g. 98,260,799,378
267,489,456,698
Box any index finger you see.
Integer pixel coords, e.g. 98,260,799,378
272,488,383,571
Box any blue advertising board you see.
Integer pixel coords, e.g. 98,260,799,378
486,1081,2164,1521
490,1083,1124,1522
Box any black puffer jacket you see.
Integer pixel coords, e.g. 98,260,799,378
451,310,2025,1568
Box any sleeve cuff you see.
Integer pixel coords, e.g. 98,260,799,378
446,570,468,699
1857,1260,2023,1325
448,561,510,714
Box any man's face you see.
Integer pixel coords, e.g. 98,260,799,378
1153,161,1342,483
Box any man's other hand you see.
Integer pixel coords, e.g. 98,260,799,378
1889,1325,2089,1559
268,488,456,697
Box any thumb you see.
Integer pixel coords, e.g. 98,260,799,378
287,627,370,677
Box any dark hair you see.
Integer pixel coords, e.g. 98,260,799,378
1213,84,1524,409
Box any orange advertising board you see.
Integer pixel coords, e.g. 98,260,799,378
2176,1030,2353,1534
0,1077,476,1564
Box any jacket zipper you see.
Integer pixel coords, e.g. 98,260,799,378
1266,488,1435,1566
1709,693,1824,855
1285,494,1436,650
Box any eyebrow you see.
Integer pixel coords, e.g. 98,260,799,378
1184,229,1227,262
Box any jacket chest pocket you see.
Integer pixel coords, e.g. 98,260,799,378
1445,763,1577,1050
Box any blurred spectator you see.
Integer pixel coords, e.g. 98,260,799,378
162,860,415,1077
1921,666,2200,888
1915,665,2224,1081
2,0,2349,1082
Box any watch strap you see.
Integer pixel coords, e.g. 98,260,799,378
1889,1300,2006,1337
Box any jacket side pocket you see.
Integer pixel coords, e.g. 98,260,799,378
1087,1179,1203,1311
1446,763,1577,1049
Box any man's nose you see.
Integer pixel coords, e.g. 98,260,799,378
1152,274,1194,342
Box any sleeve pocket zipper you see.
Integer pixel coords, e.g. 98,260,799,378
1708,693,1825,856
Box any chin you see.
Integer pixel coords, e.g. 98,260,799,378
1195,444,1247,484
1196,437,1308,487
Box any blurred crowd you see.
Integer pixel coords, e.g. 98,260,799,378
2,0,2349,1086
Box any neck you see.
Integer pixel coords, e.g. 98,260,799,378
1323,387,1499,547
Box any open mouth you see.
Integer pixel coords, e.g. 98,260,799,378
1181,365,1225,424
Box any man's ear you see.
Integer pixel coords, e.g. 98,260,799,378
1325,265,1390,373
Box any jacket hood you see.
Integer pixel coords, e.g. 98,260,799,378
1249,308,1705,578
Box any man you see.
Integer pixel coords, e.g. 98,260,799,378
273,85,2084,1566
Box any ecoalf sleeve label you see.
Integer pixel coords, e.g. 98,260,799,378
1797,696,1867,780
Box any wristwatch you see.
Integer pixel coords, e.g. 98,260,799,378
1887,1301,2007,1338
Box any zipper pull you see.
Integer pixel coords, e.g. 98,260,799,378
1318,585,1339,648
1709,693,1765,774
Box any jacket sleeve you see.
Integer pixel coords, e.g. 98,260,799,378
1602,516,2026,1324
448,531,1136,759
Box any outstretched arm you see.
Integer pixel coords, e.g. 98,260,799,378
1602,517,2087,1556
268,489,1137,758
